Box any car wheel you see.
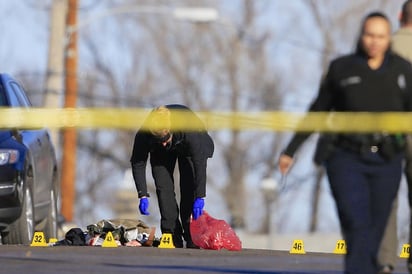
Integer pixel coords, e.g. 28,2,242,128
2,183,35,245
43,187,58,240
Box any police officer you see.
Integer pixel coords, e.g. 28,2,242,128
379,1,412,273
278,12,412,274
130,104,214,248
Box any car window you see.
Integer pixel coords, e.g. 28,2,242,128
5,84,20,107
10,82,31,107
0,83,7,106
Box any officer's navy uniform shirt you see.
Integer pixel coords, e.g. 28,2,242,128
284,52,412,156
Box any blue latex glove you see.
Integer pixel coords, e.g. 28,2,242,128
139,197,150,215
192,198,204,220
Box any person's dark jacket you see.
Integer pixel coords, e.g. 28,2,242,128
284,52,412,159
130,104,214,199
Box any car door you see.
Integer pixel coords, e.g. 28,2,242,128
6,80,54,207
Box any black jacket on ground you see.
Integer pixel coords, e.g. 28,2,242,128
284,52,412,157
130,104,214,198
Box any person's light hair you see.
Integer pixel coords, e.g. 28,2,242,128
148,106,171,138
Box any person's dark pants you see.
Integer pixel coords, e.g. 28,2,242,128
379,135,412,272
404,135,412,270
150,149,196,248
326,148,403,274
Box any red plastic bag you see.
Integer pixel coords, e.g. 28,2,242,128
190,211,242,251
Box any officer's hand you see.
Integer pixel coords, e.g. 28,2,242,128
192,198,205,220
278,154,294,175
139,197,150,215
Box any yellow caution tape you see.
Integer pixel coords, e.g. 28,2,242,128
1,108,412,133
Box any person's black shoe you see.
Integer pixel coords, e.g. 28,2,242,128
186,240,200,249
152,238,160,247
173,235,184,248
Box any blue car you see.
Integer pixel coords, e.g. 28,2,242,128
0,73,58,244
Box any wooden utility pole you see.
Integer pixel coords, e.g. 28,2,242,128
44,0,68,149
61,0,78,222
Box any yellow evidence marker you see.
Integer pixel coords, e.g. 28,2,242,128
290,239,306,254
333,240,347,254
400,244,410,258
30,231,48,247
48,238,58,244
158,233,175,248
102,231,118,248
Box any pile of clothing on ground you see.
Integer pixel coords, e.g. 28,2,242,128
53,219,157,247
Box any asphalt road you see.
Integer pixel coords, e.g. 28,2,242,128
0,245,409,274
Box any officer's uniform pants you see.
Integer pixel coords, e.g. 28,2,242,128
150,149,196,247
326,148,403,274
